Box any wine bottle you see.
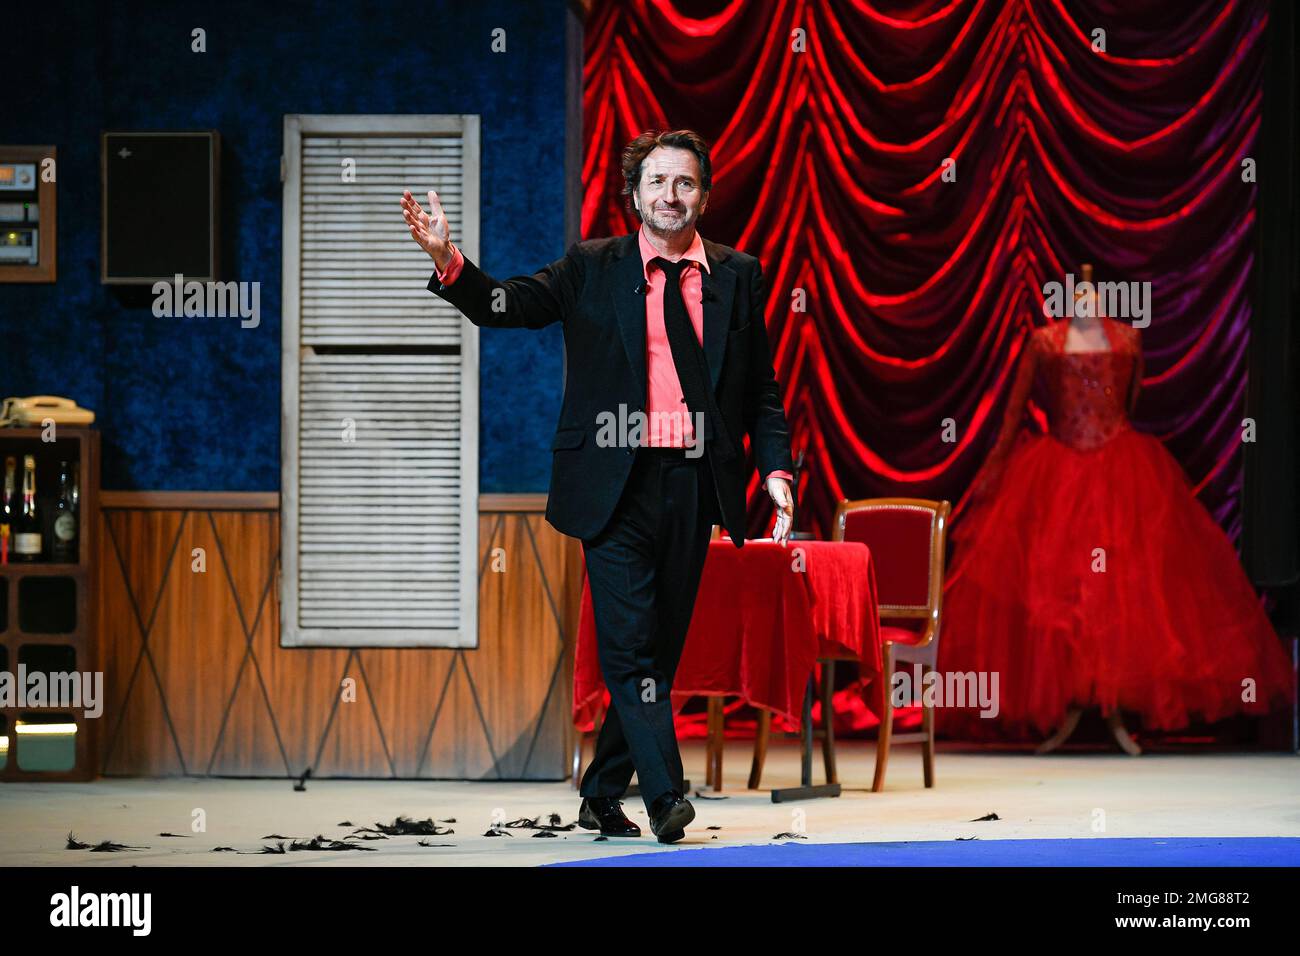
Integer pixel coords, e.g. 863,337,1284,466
13,454,42,562
52,459,78,563
0,455,15,563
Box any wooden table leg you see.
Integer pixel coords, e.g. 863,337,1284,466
707,696,725,790
820,660,838,785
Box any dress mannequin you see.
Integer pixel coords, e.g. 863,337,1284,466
938,262,1292,750
1038,264,1141,755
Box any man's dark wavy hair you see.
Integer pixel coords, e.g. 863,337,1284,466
621,129,712,220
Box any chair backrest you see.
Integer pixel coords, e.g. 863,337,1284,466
832,497,951,645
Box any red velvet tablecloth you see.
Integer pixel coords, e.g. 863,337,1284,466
573,539,881,732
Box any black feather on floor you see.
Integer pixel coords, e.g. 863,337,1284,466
350,815,454,837
336,821,353,827
706,825,722,830
67,831,148,851
261,833,291,839
771,832,808,840
692,791,729,800
211,847,237,852
501,815,575,832
483,827,512,837
89,840,148,851
532,830,558,838
259,842,287,854
416,840,456,847
158,832,189,837
288,835,376,851
956,836,979,841
970,812,1000,822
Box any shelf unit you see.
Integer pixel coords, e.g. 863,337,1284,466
0,426,99,781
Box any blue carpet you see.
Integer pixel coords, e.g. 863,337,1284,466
546,837,1300,867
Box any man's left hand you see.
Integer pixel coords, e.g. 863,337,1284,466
766,476,794,546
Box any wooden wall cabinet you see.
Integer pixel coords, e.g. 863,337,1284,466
0,427,99,780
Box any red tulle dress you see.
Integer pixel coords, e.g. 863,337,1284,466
938,317,1294,739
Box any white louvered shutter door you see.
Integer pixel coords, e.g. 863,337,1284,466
281,115,479,647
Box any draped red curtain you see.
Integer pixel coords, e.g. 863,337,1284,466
582,0,1267,542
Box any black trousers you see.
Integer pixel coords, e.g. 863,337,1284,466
578,444,721,811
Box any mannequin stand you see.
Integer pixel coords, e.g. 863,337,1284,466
1035,707,1142,755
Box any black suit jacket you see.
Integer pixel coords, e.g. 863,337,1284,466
427,231,794,546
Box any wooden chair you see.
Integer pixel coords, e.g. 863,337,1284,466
745,499,951,792
832,497,951,791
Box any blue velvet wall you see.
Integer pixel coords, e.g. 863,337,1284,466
0,0,567,492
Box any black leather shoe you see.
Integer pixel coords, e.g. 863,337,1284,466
648,790,694,843
578,797,642,837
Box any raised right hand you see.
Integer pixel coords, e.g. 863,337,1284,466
401,188,454,270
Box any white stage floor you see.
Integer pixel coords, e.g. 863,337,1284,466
3,741,1297,866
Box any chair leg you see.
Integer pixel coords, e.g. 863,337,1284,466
704,698,715,789
706,696,725,791
921,666,935,788
820,660,838,785
748,708,770,789
872,644,894,792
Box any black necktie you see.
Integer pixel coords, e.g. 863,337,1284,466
652,256,736,461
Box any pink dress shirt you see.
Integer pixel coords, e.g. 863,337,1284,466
433,231,792,484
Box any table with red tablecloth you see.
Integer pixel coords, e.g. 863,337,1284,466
573,539,882,734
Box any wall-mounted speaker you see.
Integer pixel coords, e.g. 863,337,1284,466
101,131,220,285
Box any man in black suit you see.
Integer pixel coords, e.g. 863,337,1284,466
401,129,794,843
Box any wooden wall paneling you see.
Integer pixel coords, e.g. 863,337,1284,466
311,646,399,779
359,640,461,779
148,510,245,773
462,513,569,779
250,579,352,778
99,509,188,776
94,498,584,780
206,510,283,777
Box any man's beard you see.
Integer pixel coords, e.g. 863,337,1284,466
645,206,693,234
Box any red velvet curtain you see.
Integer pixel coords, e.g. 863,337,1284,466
582,0,1267,542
